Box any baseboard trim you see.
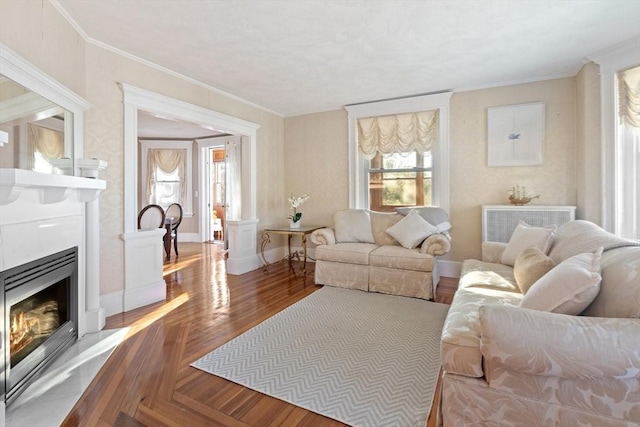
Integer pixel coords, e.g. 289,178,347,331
177,232,200,242
438,260,462,279
101,290,124,317
124,279,167,312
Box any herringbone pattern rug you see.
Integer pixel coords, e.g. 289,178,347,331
192,286,449,427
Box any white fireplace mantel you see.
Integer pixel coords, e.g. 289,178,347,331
0,168,105,205
0,168,106,340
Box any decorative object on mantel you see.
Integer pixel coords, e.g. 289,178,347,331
77,158,108,179
288,193,310,228
508,185,540,205
488,102,545,167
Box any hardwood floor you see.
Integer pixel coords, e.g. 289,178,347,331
62,243,458,426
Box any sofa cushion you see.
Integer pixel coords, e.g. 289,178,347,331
369,211,402,246
396,206,451,233
582,246,640,318
385,209,437,249
501,221,556,266
441,287,522,377
513,246,556,294
520,248,602,315
548,220,640,264
458,259,519,293
334,209,375,243
370,245,434,272
315,242,378,265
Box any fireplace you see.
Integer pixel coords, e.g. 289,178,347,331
1,247,78,405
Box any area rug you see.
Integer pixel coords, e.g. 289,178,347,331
191,286,449,426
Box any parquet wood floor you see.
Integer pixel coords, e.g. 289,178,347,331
62,243,458,427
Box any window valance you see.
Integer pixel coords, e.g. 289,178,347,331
617,65,640,129
357,110,439,159
26,123,64,171
146,148,187,203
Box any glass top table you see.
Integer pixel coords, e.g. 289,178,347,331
260,225,325,275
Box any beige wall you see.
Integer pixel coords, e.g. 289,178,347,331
286,77,591,263
284,110,349,227
2,2,285,297
575,62,602,225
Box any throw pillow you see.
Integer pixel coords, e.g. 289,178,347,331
513,246,556,294
501,221,557,266
334,209,375,243
520,247,603,315
385,209,438,249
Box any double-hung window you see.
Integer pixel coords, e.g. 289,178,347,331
367,145,433,212
346,93,451,212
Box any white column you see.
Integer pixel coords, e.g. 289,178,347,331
84,197,106,333
226,219,259,275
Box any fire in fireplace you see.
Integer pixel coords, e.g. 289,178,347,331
1,247,78,405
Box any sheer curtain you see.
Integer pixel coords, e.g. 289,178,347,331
357,110,439,159
616,65,640,239
146,148,186,206
26,123,64,172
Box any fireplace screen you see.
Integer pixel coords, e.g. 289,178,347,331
9,278,68,368
2,247,78,404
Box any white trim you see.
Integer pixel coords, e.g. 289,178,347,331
100,290,124,317
588,37,640,233
345,92,452,212
120,84,260,274
140,139,194,215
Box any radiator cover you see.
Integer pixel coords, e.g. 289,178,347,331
482,205,576,243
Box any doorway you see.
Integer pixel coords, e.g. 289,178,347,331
206,146,226,244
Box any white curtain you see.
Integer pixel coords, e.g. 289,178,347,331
146,148,186,205
26,123,64,171
617,65,640,129
225,137,242,221
357,110,439,159
616,65,640,239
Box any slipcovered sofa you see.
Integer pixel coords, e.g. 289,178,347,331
440,220,640,426
310,208,451,300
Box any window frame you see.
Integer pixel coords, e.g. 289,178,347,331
346,92,452,212
140,139,193,216
590,39,640,235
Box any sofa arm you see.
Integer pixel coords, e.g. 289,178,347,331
482,241,507,263
311,228,336,245
480,304,640,380
420,233,451,255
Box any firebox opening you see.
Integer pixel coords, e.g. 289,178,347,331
2,247,78,406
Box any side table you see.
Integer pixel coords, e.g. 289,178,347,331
260,225,325,275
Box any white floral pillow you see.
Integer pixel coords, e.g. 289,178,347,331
385,209,439,249
501,221,557,266
520,247,603,315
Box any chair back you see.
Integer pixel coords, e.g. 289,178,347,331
138,204,165,230
165,203,183,231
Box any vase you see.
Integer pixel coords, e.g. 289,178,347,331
290,220,301,228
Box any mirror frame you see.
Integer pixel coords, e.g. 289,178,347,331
0,43,90,176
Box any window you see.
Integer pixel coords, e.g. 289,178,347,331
346,93,451,212
615,65,639,239
140,140,193,215
368,151,432,211
592,41,639,239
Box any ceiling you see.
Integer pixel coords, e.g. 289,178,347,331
55,0,640,117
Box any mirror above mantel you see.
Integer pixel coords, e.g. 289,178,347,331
0,43,90,177
0,75,74,174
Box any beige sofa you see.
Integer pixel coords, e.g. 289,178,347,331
310,208,451,300
440,220,640,426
